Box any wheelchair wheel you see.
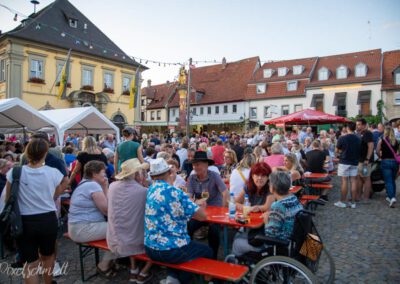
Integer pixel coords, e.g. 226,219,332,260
250,256,317,284
305,247,335,284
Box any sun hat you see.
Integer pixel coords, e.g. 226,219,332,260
115,158,149,180
149,158,172,176
190,151,215,165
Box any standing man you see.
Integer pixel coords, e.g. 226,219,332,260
211,140,225,169
102,134,116,152
187,151,228,258
334,122,361,208
356,118,374,202
114,127,144,175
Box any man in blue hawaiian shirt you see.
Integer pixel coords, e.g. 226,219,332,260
144,158,212,284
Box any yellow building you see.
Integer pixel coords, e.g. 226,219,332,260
0,0,146,129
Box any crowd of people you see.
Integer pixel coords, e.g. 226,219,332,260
0,118,399,284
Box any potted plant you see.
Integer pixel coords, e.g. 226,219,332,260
56,82,71,88
28,77,45,84
122,90,130,96
103,87,114,94
81,85,94,91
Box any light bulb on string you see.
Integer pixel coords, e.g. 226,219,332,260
35,23,41,30
122,56,125,59
89,43,93,49
114,53,118,57
103,50,107,53
13,14,18,21
61,32,66,37
145,61,148,64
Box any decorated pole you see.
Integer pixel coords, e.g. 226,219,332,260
177,66,188,135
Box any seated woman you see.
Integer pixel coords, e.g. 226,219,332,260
276,153,303,186
145,158,212,284
107,159,153,283
232,170,303,257
68,160,115,277
220,149,238,180
229,153,257,197
235,162,275,213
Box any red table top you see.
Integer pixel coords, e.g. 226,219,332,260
304,172,328,179
204,206,264,228
289,185,302,194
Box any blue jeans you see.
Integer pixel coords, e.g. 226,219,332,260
381,159,399,199
188,220,220,259
145,241,213,283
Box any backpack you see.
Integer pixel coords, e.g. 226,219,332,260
0,166,23,238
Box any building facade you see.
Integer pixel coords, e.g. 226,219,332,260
381,50,400,121
0,0,145,129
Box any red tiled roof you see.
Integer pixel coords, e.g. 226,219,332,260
246,79,307,100
308,49,382,87
382,50,400,91
142,82,178,110
250,57,318,82
143,57,260,109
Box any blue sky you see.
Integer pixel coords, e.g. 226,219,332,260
1,0,399,84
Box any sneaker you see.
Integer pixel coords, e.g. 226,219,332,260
389,198,396,208
160,276,180,284
334,201,347,208
349,202,356,209
136,272,153,284
386,197,391,203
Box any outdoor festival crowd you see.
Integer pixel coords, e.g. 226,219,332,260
0,118,399,284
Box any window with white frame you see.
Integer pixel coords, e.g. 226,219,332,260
157,110,161,120
287,81,298,91
263,68,273,78
192,107,196,115
395,71,400,85
264,106,269,118
104,72,113,89
318,67,329,81
232,104,237,113
278,67,288,76
172,109,176,116
56,61,71,84
336,65,348,79
200,107,204,115
355,63,367,77
256,83,266,94
0,59,5,82
250,107,257,118
30,59,43,79
394,92,400,105
224,105,228,113
208,107,211,114
294,104,303,112
282,105,289,115
215,106,219,114
293,65,304,75
122,77,130,92
82,68,93,86
69,19,78,28
150,111,155,120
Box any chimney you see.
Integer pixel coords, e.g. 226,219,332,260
166,80,170,85
147,79,152,87
222,57,227,69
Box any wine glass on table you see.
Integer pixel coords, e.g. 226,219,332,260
201,189,209,201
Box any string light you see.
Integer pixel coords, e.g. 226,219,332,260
13,13,18,21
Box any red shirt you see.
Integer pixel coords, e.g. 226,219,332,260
211,145,225,166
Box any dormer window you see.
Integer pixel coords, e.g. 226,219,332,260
318,67,329,81
256,83,266,94
395,69,400,85
263,69,273,78
355,63,367,77
287,81,298,91
69,19,78,28
336,65,348,79
278,67,288,77
293,65,304,75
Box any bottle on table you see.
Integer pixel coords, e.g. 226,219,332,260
229,192,236,219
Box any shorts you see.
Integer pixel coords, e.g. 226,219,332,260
17,211,58,263
358,162,372,177
338,164,358,177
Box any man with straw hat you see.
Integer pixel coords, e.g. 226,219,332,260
144,158,212,284
107,159,153,283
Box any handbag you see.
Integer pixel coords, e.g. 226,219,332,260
382,138,400,164
0,166,23,238
299,233,323,261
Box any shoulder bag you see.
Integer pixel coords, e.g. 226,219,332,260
382,138,400,164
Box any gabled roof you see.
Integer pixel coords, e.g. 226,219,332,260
250,57,318,82
382,50,400,91
142,82,178,110
308,49,381,87
143,57,260,109
1,0,145,69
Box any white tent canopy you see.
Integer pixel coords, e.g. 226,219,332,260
0,98,57,134
40,107,120,145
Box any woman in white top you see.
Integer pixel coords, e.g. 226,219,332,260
229,153,257,197
5,138,64,284
166,159,186,189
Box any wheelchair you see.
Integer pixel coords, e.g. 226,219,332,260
225,209,335,284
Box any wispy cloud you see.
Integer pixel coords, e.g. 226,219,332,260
382,21,400,30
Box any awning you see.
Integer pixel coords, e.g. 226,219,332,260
264,108,350,125
333,92,346,106
310,94,324,107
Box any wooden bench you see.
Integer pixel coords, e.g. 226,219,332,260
64,233,249,282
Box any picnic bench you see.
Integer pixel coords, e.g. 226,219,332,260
63,233,248,283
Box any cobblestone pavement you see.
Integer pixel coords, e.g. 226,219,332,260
1,176,399,284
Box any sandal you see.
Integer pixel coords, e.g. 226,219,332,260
96,266,116,278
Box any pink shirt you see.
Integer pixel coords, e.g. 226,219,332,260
211,145,225,166
264,154,285,168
